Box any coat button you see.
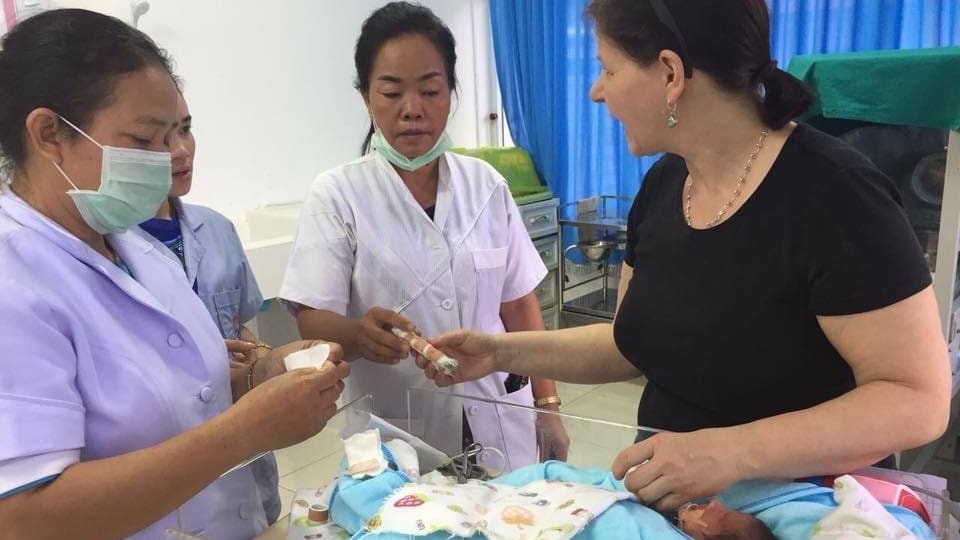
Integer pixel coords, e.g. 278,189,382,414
440,299,454,311
199,386,215,403
167,332,184,348
467,405,479,415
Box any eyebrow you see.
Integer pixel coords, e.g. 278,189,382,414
181,114,193,124
417,72,443,82
376,71,444,83
133,116,177,128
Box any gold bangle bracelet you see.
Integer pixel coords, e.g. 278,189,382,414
534,396,562,408
246,357,261,392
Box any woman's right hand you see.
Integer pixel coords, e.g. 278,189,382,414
231,360,351,454
357,307,417,364
416,330,500,386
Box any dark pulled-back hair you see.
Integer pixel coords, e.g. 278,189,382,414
354,1,457,155
587,0,813,129
0,9,175,178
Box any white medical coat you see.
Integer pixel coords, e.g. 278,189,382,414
0,192,266,539
280,152,547,469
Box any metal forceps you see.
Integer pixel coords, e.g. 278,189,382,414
447,442,486,484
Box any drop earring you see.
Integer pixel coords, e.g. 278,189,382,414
665,102,679,128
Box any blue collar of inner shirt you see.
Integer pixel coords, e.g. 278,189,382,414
140,214,182,243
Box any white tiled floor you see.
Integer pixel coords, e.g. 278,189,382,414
272,377,646,513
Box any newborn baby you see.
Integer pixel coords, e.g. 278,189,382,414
678,499,775,540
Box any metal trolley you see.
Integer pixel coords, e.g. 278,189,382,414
559,196,632,326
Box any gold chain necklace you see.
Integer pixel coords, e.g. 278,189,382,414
685,129,769,229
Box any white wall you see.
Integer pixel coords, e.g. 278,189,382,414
44,0,500,219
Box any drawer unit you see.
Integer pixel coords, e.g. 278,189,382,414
534,268,559,308
520,198,560,239
533,235,560,271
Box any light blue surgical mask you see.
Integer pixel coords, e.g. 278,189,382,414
371,128,452,171
51,115,172,235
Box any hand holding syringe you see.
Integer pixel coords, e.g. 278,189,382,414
391,327,458,375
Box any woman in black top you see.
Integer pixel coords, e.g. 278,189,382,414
415,0,951,511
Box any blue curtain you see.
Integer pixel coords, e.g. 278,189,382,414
490,0,654,211
490,0,959,207
769,0,959,67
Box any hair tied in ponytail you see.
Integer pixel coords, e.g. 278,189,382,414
755,59,779,84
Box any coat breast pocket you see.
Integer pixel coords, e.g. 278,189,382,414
471,247,509,327
212,288,242,339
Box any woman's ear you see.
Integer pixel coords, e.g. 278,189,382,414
659,49,687,106
24,108,68,164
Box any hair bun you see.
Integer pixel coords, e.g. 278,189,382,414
759,67,814,129
756,59,778,82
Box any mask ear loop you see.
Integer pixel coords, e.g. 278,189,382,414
51,115,104,192
52,162,82,191
56,115,104,149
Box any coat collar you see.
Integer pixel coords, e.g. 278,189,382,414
171,198,205,287
0,191,181,314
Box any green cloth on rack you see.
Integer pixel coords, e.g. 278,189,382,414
787,47,960,130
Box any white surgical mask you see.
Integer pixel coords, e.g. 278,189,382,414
52,115,172,234
371,128,453,171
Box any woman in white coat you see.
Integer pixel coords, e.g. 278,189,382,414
281,1,568,469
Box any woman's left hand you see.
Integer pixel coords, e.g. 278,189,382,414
613,428,745,511
230,340,344,402
225,339,258,364
251,340,344,386
536,412,570,462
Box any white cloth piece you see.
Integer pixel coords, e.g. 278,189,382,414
384,439,421,482
367,479,632,540
284,343,330,371
342,430,388,479
419,470,458,487
279,151,546,466
342,413,450,474
812,474,920,539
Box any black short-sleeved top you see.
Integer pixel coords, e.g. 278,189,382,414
613,124,931,432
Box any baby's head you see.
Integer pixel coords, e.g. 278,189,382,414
678,500,775,540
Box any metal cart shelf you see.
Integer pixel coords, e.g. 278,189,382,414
559,196,632,325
